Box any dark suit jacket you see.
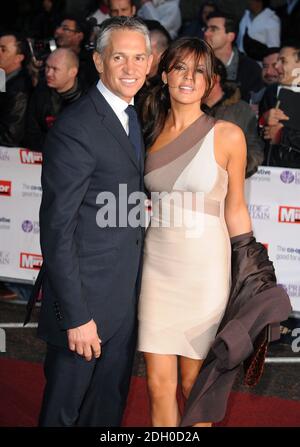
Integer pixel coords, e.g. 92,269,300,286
0,69,32,147
236,52,264,102
180,232,291,426
38,86,145,348
276,1,300,42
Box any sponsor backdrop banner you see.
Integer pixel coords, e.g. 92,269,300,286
0,147,42,283
1,148,300,311
245,167,300,312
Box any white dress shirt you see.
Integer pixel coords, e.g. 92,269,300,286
137,0,181,39
96,80,134,135
237,7,281,53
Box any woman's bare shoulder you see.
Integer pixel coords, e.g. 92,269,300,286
214,119,245,142
214,119,246,157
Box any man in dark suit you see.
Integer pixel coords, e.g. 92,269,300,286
276,0,300,42
204,12,264,102
37,16,153,427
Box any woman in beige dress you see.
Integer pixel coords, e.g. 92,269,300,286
137,37,252,426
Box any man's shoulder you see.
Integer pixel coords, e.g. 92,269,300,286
55,87,100,125
238,52,261,71
6,70,32,94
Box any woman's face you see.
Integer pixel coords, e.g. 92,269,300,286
162,53,207,106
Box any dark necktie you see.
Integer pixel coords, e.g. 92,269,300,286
125,105,142,161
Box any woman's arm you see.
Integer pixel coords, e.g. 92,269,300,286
216,121,252,237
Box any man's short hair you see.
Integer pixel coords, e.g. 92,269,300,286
263,47,280,58
108,0,135,7
95,16,151,55
281,40,300,62
0,31,30,67
48,48,79,70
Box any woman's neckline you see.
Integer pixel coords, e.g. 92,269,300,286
147,113,207,156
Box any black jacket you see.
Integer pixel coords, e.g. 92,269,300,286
259,84,300,168
25,78,85,152
0,69,32,147
276,2,300,42
181,232,291,426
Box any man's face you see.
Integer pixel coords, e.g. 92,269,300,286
109,0,136,17
45,52,77,91
276,47,300,86
54,20,83,49
262,52,279,85
204,18,231,51
93,29,153,102
0,35,23,75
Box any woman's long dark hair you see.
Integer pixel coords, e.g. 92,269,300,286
139,37,216,149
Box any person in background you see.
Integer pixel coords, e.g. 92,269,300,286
262,46,280,85
249,46,280,109
109,0,136,17
138,0,181,39
0,32,33,302
202,57,264,177
88,0,110,25
237,0,280,55
275,0,300,42
54,16,98,87
30,0,65,39
25,48,84,152
147,23,171,79
0,32,32,147
260,41,300,167
215,0,247,22
179,0,217,39
204,11,263,102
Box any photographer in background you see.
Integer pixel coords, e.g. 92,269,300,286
30,0,65,40
54,16,98,87
25,48,84,152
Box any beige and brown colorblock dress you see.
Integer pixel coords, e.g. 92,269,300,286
138,114,231,359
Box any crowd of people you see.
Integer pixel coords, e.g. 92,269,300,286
1,1,300,168
0,0,297,429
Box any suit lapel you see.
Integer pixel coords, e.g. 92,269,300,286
88,86,141,171
140,133,145,173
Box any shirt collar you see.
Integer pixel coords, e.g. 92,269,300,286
225,50,235,67
277,84,300,95
97,79,134,115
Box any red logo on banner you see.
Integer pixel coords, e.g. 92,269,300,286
20,253,43,270
19,150,42,164
0,180,11,196
278,206,300,224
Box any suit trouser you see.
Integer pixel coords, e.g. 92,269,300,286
38,305,137,427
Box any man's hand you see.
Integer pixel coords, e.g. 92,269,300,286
264,107,289,126
263,123,283,144
67,319,101,361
